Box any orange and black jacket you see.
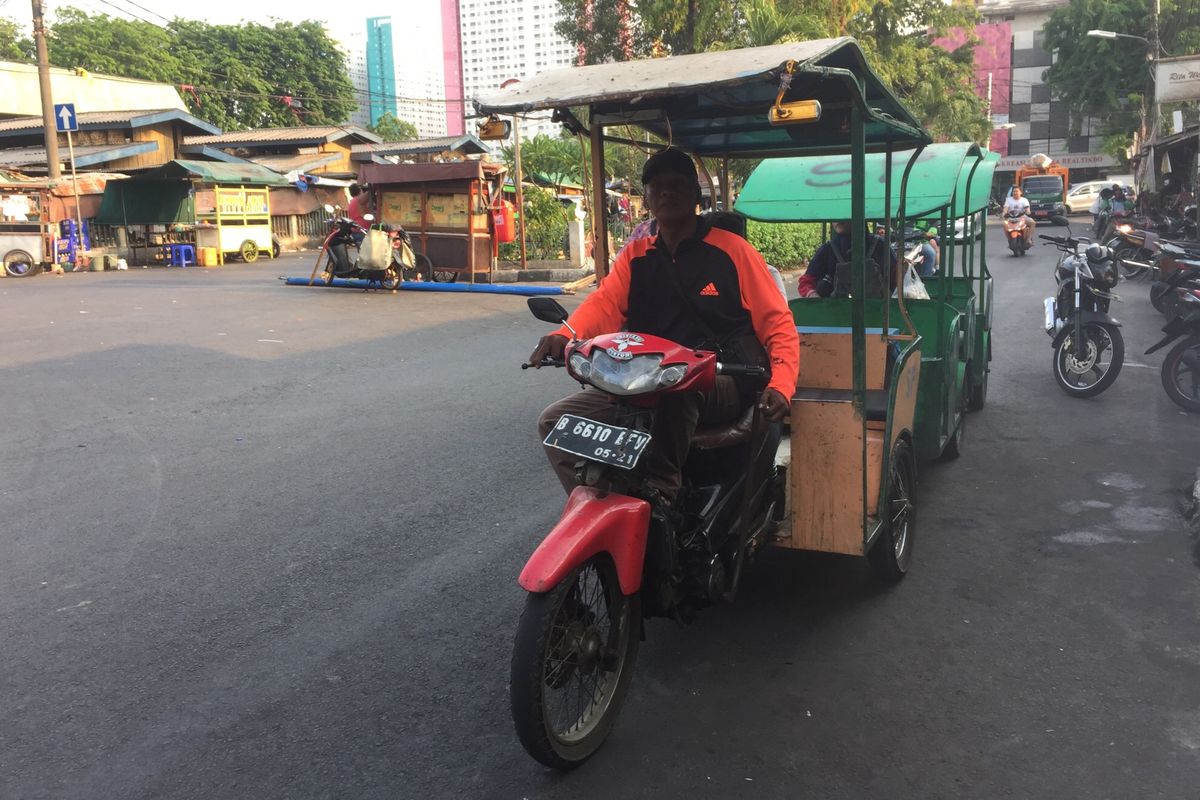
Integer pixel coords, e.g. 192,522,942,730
557,217,800,400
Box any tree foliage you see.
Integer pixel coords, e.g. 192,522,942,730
0,18,34,62
1043,0,1200,150
42,9,356,130
554,0,989,155
370,113,418,141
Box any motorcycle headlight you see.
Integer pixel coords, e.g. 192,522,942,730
1078,262,1094,280
585,351,666,396
657,364,688,388
568,352,592,380
1116,223,1133,234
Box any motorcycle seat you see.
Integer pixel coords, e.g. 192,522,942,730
692,403,756,451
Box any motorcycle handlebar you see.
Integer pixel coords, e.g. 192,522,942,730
716,363,767,378
521,357,565,370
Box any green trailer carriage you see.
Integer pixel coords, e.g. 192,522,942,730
736,143,999,462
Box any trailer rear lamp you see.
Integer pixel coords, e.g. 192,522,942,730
768,99,822,126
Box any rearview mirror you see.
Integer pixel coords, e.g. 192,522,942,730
527,296,569,325
1050,215,1070,227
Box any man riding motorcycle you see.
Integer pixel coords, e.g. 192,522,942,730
528,148,800,501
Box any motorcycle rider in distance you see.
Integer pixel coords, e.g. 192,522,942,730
528,148,800,501
1004,186,1035,247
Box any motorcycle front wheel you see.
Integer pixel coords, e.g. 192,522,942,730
1053,323,1124,397
510,555,640,770
1161,336,1200,413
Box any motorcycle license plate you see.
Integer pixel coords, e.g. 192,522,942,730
1034,211,1048,217
544,414,651,470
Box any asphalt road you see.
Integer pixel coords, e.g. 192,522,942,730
1,231,1198,800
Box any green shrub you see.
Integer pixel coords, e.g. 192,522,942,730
499,187,572,262
746,220,825,270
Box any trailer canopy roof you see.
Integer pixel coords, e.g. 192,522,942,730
735,144,1000,222
474,39,930,158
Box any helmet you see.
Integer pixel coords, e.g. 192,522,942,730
1086,243,1118,287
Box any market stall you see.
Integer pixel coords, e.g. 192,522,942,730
359,161,506,283
95,159,291,265
0,173,52,277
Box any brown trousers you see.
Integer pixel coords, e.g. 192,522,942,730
537,376,742,497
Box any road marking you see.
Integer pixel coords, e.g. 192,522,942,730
56,599,93,612
257,339,285,343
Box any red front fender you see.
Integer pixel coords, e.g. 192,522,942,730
519,487,651,596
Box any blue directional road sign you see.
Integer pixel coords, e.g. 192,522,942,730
54,103,78,133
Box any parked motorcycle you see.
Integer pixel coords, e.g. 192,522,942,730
1149,242,1200,313
314,205,432,289
1004,212,1031,256
512,297,782,769
1040,218,1124,398
1106,221,1159,280
1145,270,1200,413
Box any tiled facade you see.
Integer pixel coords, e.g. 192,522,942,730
979,0,1115,175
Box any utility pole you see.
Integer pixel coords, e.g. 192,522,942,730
1149,0,1161,144
31,0,61,179
985,72,994,151
512,114,527,271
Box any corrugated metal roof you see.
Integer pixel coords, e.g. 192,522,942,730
351,135,489,156
128,159,292,186
359,161,505,185
0,141,157,168
0,109,218,136
246,152,343,173
474,39,929,158
185,125,382,147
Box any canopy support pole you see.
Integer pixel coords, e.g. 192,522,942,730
590,116,608,282
894,145,926,338
720,157,732,210
882,136,893,342
850,102,868,541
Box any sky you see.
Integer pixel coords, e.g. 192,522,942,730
4,0,444,44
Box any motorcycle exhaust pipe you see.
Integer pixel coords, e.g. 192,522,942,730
1120,259,1153,270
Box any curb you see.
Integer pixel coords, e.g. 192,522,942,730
492,269,593,284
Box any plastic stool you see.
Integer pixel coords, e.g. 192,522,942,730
163,244,196,267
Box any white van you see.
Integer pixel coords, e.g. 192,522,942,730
1065,178,1136,214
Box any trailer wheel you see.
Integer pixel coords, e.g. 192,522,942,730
239,240,259,262
868,440,916,583
3,249,41,278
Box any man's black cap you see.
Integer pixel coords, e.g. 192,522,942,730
641,147,699,187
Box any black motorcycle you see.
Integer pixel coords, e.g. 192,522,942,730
317,205,403,289
1040,219,1124,398
1145,268,1200,413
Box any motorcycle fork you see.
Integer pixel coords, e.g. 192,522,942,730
1072,269,1088,359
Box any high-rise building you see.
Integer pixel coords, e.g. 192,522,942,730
955,0,1117,182
345,13,448,139
365,17,398,128
454,0,578,141
343,29,371,129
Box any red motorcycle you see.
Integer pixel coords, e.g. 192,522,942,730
511,297,784,769
1003,211,1031,256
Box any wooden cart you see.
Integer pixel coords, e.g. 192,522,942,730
359,161,506,283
